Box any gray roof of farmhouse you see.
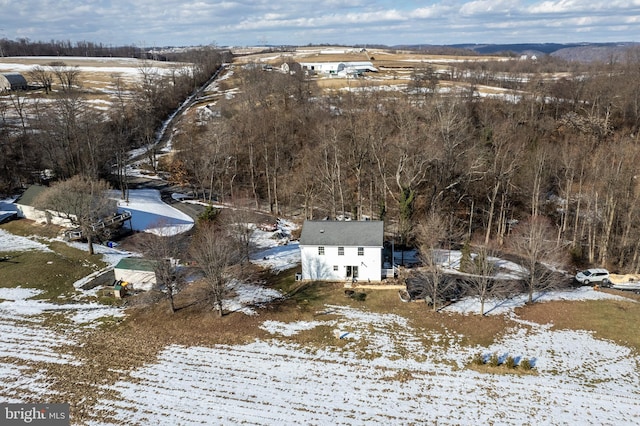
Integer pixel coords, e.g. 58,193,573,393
300,220,384,247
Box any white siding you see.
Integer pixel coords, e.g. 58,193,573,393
300,244,381,282
113,269,156,291
15,204,75,227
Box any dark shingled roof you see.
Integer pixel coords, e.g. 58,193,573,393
299,220,383,247
15,185,48,207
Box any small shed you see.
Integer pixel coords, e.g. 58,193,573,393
0,73,28,92
113,257,157,291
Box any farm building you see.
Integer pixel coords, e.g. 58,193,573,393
14,185,75,227
0,73,28,92
113,257,157,291
298,61,377,77
279,61,303,75
299,220,385,282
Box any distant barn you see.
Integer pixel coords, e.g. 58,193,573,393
0,73,28,92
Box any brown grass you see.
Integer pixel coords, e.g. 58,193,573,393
3,221,640,421
1,218,63,238
467,363,537,376
516,296,640,352
0,222,106,300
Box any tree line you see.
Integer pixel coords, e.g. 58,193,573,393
171,53,640,272
0,46,228,193
4,47,640,275
0,38,223,61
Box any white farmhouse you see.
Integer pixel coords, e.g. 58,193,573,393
299,220,384,282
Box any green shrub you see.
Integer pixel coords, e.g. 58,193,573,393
198,205,220,224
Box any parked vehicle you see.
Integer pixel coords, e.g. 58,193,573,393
611,281,640,293
608,273,640,293
575,268,610,285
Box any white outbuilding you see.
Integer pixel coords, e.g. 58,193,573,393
298,61,377,77
113,257,157,291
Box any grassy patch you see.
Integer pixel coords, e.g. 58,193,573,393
264,267,300,295
0,246,106,301
1,219,62,239
41,312,72,329
467,363,537,376
517,298,640,352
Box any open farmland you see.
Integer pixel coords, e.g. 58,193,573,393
1,216,640,425
3,46,640,425
231,46,526,97
0,56,190,112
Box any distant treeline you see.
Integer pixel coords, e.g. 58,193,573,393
0,38,216,62
0,38,145,58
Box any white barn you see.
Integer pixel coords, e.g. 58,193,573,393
299,220,384,282
298,61,377,77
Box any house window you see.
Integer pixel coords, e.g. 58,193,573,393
338,247,344,256
333,265,338,271
318,246,325,255
358,247,364,256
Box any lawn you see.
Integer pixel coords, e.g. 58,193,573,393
0,222,107,301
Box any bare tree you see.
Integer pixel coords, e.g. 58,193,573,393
49,62,82,92
480,120,523,246
463,245,514,315
189,222,243,316
34,176,116,255
135,231,187,314
224,208,256,264
508,216,568,304
107,75,133,202
413,211,455,312
27,65,53,93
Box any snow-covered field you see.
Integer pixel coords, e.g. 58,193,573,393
2,194,640,424
88,301,640,425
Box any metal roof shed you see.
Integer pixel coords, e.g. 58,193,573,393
1,73,28,91
114,257,157,291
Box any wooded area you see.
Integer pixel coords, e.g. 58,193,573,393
2,41,640,272
172,49,640,272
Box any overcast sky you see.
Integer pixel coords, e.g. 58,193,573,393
1,1,639,47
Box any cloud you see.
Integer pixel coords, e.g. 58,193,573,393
459,0,518,16
0,0,638,46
